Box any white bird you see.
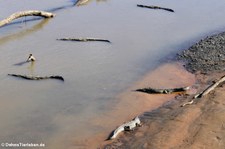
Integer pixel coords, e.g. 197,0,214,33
27,54,36,62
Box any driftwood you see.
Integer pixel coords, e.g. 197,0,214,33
74,0,90,6
181,100,194,107
137,4,174,12
57,38,111,43
136,86,190,94
108,116,141,140
8,74,64,81
194,75,225,98
0,10,55,28
182,75,225,107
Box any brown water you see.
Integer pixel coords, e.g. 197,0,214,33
1,0,225,148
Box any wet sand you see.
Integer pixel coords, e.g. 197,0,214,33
103,32,225,149
66,62,195,149
81,62,194,148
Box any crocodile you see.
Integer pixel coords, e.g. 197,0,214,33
136,86,190,94
8,74,64,81
109,116,141,140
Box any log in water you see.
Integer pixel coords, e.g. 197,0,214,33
137,4,174,12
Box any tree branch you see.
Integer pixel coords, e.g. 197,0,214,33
181,75,225,107
195,75,225,98
0,10,55,28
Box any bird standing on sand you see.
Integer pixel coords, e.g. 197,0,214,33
27,54,36,62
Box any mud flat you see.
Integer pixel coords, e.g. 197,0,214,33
103,32,225,149
84,62,195,149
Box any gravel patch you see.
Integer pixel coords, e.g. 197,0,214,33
178,32,225,73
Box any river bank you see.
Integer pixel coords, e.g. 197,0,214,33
68,62,195,149
103,32,225,149
1,1,225,149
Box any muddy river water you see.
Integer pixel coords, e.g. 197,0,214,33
1,0,225,148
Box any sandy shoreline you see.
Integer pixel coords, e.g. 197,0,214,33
1,1,225,149
75,62,195,149
103,32,225,149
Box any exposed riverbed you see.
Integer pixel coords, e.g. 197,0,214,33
1,0,225,148
105,28,225,149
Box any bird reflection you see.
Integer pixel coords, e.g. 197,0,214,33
28,61,35,75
